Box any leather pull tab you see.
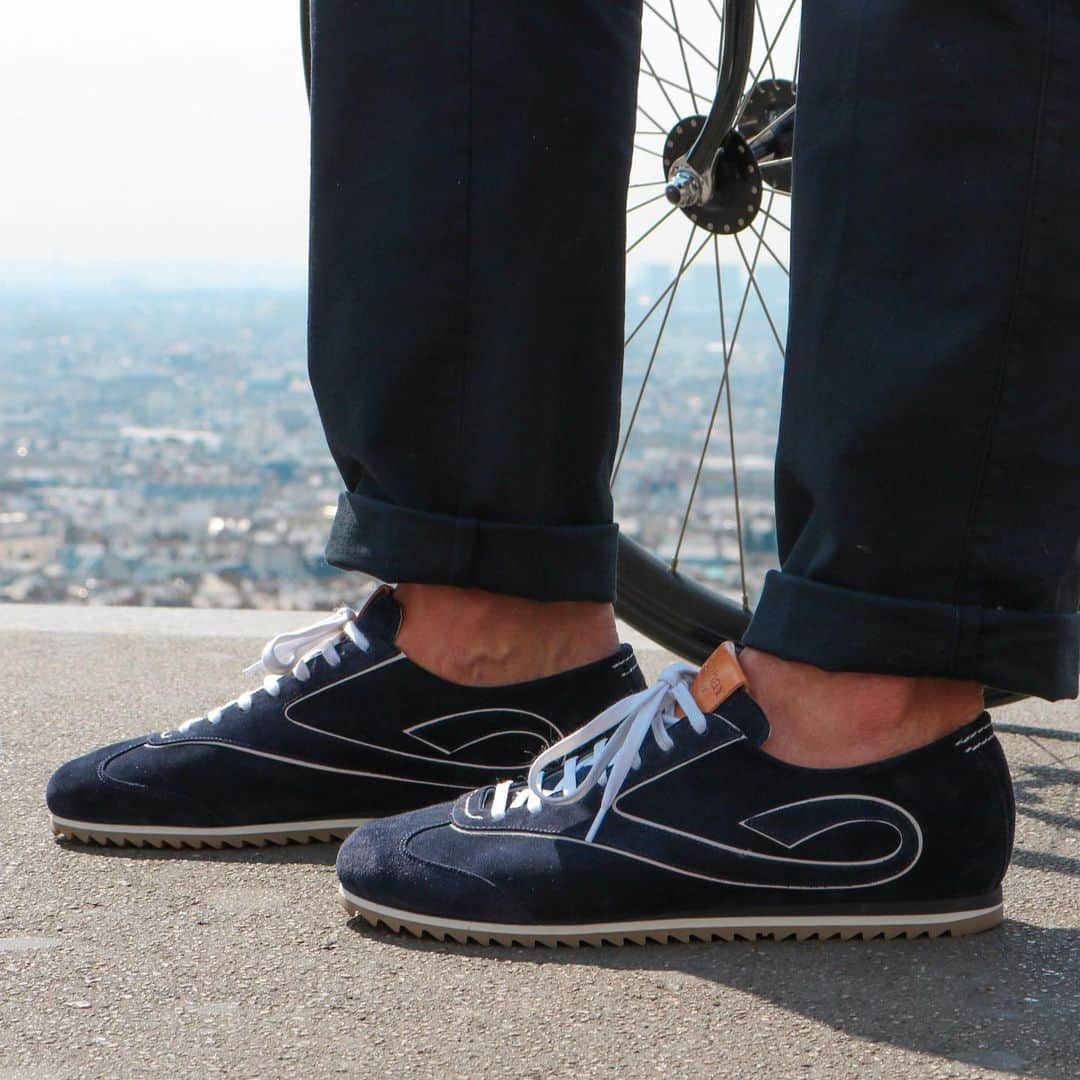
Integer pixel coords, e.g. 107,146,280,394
689,642,747,712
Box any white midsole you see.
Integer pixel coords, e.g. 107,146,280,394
339,887,1002,935
51,814,369,837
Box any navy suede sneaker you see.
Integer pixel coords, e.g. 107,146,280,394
46,587,645,848
337,646,1015,945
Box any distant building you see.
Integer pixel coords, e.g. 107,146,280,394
0,511,63,571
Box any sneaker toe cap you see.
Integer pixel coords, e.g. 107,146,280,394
46,737,199,827
337,801,532,925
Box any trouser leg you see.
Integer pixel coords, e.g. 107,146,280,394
307,1,642,602
744,0,1080,699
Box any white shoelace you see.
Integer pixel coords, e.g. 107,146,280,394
166,606,369,736
488,661,707,842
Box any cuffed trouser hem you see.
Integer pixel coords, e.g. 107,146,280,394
743,571,1080,701
325,492,619,603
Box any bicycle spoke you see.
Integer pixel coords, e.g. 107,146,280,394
642,2,719,74
627,205,679,254
759,156,793,169
624,232,712,349
726,202,770,359
641,50,682,122
718,216,775,609
638,102,670,134
745,0,798,105
747,221,790,276
672,205,771,594
758,204,791,231
755,2,776,80
721,254,750,613
671,241,732,574
705,0,724,24
628,180,665,190
760,0,800,75
614,226,701,486
734,228,787,357
669,1,702,113
640,69,696,101
627,191,668,213
634,143,666,159
747,104,796,147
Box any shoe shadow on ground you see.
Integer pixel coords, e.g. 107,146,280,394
346,918,1077,1078
345,724,1079,1079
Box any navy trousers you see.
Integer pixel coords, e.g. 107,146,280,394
307,1,1079,700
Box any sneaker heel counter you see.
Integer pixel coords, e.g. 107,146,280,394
606,646,646,694
965,732,1015,891
560,646,645,738
988,734,1016,884
937,724,1015,897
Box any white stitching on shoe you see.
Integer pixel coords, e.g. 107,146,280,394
955,722,992,747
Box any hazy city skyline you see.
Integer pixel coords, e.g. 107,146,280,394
0,266,784,609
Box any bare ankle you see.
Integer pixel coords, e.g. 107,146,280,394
740,648,983,768
393,584,619,687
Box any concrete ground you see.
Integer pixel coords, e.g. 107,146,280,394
0,605,1077,1079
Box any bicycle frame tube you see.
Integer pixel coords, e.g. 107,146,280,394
683,0,755,177
661,0,756,208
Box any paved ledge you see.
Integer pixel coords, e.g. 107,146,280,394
0,601,306,638
0,602,663,654
0,606,1077,1078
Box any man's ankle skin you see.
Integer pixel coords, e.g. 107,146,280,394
393,583,619,687
739,647,984,769
391,587,984,764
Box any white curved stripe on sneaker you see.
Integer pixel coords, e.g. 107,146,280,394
145,740,474,788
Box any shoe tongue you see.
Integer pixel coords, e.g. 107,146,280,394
355,585,404,645
687,643,770,746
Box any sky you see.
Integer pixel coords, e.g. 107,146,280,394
1,1,310,276
0,1,797,283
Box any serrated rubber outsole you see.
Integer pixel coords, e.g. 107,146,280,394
340,887,1003,947
51,815,368,850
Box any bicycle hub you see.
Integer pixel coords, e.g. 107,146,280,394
663,116,762,235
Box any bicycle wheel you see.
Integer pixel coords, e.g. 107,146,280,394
615,0,799,663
